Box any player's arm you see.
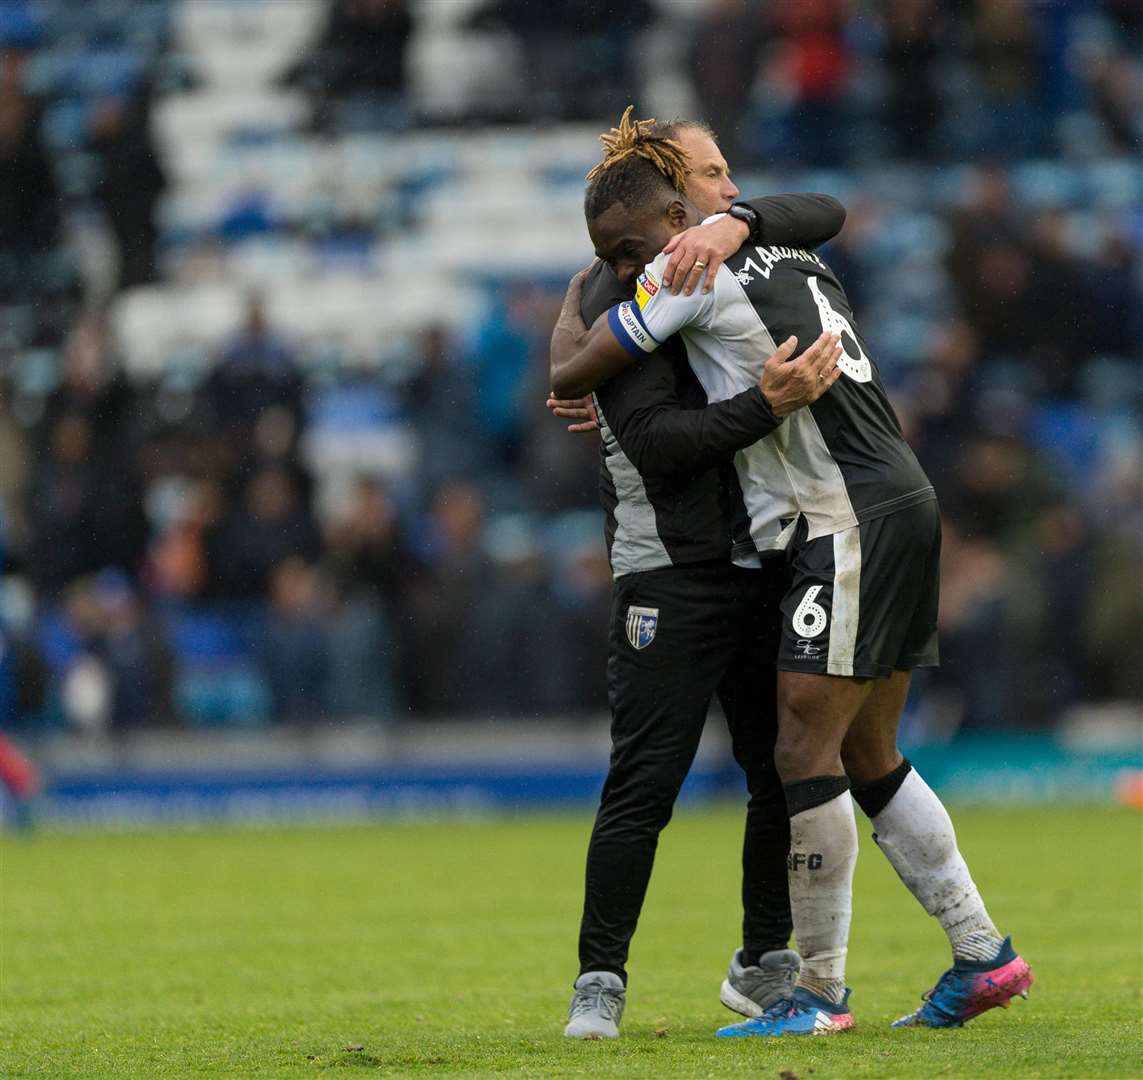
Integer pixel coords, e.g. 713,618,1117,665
551,255,708,400
549,264,636,401
742,193,847,250
663,193,847,295
549,305,636,401
607,333,843,479
547,260,629,431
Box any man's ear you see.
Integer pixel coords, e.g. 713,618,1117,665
666,198,690,229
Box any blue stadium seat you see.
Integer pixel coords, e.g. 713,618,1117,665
163,603,272,727
163,604,254,662
175,665,271,728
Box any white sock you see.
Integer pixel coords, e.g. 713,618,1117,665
870,769,1002,963
788,789,858,1005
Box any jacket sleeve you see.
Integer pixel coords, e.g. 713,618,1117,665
595,349,781,480
744,193,846,250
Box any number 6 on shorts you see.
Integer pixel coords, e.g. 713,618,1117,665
792,585,829,638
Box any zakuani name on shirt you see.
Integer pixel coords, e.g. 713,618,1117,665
736,245,828,282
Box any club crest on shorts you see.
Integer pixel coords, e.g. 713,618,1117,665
625,606,659,650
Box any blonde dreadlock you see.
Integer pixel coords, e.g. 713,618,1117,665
585,105,692,193
583,106,696,223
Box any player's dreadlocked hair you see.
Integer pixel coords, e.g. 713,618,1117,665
584,106,693,222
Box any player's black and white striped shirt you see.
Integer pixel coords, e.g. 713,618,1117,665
609,217,934,554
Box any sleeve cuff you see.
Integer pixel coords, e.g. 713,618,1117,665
745,385,783,427
733,202,764,245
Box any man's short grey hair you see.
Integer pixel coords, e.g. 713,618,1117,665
651,118,718,143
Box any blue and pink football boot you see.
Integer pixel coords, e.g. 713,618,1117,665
892,936,1033,1028
716,987,855,1038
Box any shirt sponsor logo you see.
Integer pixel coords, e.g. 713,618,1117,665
618,303,653,350
635,271,659,308
625,605,659,650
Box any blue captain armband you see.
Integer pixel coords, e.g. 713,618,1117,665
607,301,660,358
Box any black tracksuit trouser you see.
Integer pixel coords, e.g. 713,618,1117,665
577,560,793,982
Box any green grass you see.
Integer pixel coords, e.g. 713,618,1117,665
2,805,1140,1078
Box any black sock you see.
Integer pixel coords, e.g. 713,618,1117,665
852,758,912,819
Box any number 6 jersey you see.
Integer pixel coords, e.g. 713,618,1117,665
607,217,935,553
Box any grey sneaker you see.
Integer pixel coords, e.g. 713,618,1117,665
719,948,801,1018
564,971,625,1039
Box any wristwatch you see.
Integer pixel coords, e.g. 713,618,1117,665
727,203,762,244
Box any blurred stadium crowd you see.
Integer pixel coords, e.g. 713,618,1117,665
0,0,1139,735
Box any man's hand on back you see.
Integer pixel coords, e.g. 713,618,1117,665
759,333,843,417
546,394,599,433
661,214,749,296
550,262,598,392
555,263,595,337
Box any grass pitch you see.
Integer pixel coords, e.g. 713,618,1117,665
2,804,1140,1078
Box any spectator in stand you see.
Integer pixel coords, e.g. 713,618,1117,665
689,0,762,163
523,389,599,514
0,49,58,259
945,433,1055,547
28,412,145,599
207,293,304,439
94,570,174,730
963,0,1045,158
0,380,30,564
932,517,1016,730
240,403,315,516
41,317,138,468
26,414,99,595
1013,501,1094,714
1107,0,1142,43
408,481,492,714
261,558,329,723
547,537,611,715
764,0,852,165
1024,208,1090,396
322,477,411,605
32,318,147,589
1086,45,1142,153
945,166,1036,357
321,477,410,718
53,573,172,732
463,517,556,715
907,319,984,497
1086,524,1143,702
289,0,413,132
89,92,167,290
468,287,543,467
405,326,484,491
208,466,321,600
1082,230,1140,358
0,595,48,734
880,0,945,158
150,478,228,601
478,0,653,121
